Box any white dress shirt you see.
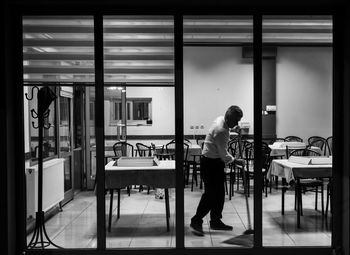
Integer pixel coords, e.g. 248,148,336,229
202,116,234,164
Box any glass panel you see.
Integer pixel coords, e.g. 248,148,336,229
184,15,254,248
104,14,174,250
73,86,84,149
23,16,96,249
104,86,175,248
262,15,332,247
59,96,71,153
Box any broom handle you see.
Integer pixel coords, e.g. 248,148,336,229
237,131,253,230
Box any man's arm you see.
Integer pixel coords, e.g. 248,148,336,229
215,130,234,164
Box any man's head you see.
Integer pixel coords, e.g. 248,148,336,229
224,105,243,129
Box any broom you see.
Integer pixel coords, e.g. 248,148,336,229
223,131,254,246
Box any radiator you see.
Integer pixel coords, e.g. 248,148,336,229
26,158,65,219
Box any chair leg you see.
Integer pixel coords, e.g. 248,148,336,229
321,184,324,215
282,188,285,215
191,165,194,192
299,189,303,216
194,164,198,187
236,169,240,191
165,188,170,232
269,176,272,193
326,183,331,217
315,186,318,211
246,173,250,197
224,174,228,195
108,189,114,232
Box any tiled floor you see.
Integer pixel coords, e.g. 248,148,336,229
27,184,331,248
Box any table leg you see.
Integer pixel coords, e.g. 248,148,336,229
297,179,301,228
165,188,170,232
117,188,121,219
108,189,114,232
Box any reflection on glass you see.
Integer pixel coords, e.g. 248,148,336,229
262,15,332,247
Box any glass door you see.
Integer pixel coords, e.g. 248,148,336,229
59,87,74,203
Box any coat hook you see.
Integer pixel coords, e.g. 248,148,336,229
43,109,50,118
25,86,39,100
32,121,39,129
30,109,38,119
43,123,51,129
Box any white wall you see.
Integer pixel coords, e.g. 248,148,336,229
276,47,332,141
184,47,254,135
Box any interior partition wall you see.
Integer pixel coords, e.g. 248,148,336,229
15,10,339,255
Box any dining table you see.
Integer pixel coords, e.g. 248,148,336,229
267,158,332,227
268,142,322,158
105,157,175,232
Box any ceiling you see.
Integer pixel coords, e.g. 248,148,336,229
22,15,332,84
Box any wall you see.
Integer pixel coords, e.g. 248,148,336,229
183,46,332,141
184,47,254,136
276,47,332,141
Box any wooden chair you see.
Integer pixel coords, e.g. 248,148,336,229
113,141,134,158
241,141,269,197
188,140,204,191
281,148,324,217
136,142,152,157
165,140,190,184
135,142,153,193
326,136,333,156
308,136,327,155
112,141,134,196
227,136,242,199
285,135,303,142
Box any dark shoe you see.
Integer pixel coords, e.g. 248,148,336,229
190,221,204,236
210,220,233,231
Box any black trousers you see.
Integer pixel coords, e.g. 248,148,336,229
192,156,225,223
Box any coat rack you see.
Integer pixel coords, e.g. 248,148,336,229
25,86,61,249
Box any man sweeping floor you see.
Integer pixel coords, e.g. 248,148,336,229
190,105,243,236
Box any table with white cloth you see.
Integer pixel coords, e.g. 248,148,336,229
105,159,175,232
268,142,322,158
267,158,332,227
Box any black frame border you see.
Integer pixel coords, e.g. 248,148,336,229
8,4,343,255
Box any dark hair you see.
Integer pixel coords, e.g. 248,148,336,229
225,105,243,121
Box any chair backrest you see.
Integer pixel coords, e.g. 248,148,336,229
307,136,327,155
285,135,303,142
228,137,241,158
136,142,152,157
113,141,134,158
326,136,333,155
196,137,205,149
262,142,272,170
272,137,286,143
242,140,254,160
184,138,192,145
288,147,321,158
165,140,189,160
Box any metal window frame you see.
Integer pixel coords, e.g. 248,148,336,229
12,6,342,255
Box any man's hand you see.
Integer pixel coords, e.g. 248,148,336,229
231,125,241,134
234,158,245,166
